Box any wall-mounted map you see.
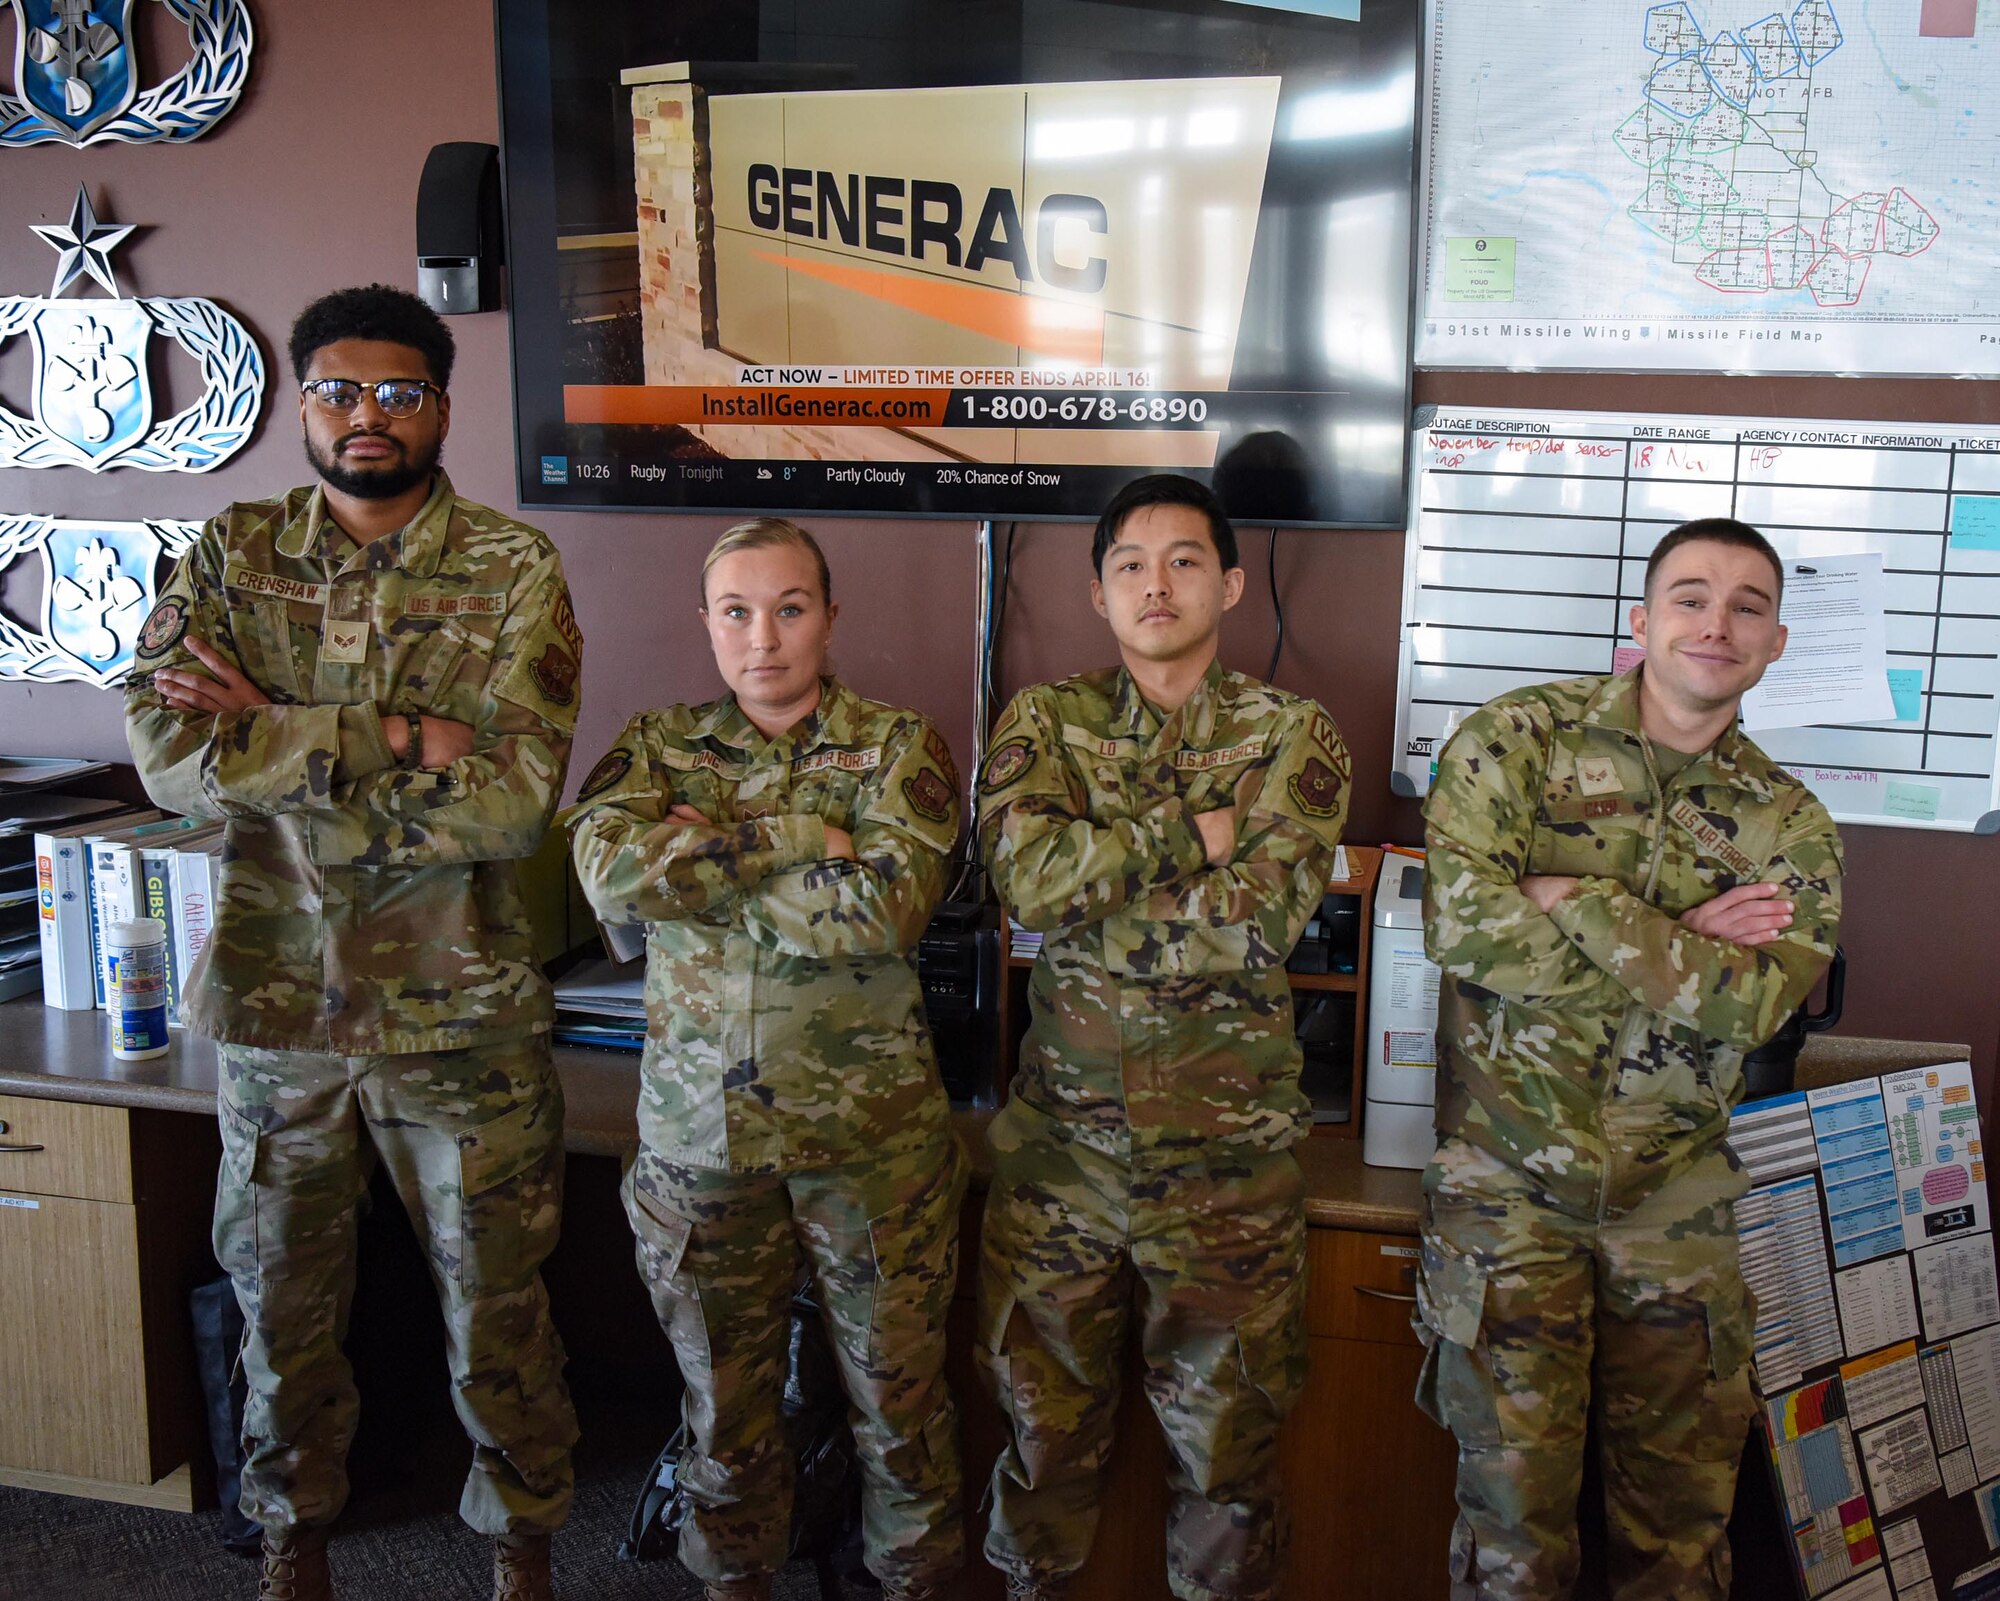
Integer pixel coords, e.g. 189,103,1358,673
1419,0,2000,373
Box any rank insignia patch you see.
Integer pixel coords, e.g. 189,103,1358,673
1577,755,1622,796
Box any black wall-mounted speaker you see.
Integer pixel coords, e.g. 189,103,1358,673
415,142,503,315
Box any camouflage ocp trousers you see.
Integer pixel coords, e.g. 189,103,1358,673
214,1038,577,1537
1414,1136,1757,1601
624,1135,967,1596
976,1101,1310,1601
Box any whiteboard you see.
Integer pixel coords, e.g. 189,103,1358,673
1392,406,2000,833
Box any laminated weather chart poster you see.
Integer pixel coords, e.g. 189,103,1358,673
1731,1064,2000,1598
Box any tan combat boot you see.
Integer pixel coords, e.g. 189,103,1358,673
1005,1575,1068,1601
257,1525,332,1601
702,1577,773,1601
493,1532,553,1601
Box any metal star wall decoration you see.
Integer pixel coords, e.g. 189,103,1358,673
29,186,134,296
0,184,265,473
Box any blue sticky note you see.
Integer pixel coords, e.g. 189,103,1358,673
1887,668,1924,722
1885,780,1942,821
1951,494,2000,550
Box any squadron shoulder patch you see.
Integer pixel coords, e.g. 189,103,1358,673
578,748,632,801
531,643,579,706
903,766,954,824
982,738,1033,791
135,598,188,660
1288,755,1345,818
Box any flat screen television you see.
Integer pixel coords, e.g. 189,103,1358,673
495,0,1419,526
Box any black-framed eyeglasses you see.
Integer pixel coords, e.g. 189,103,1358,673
301,378,443,418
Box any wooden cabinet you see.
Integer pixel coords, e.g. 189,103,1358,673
1288,1228,1460,1600
0,1093,220,1509
948,1203,1459,1599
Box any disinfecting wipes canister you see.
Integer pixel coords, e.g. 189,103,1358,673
107,917,170,1061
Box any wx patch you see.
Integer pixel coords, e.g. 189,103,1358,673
983,738,1033,791
1289,756,1344,818
903,766,954,824
550,588,583,658
923,726,959,785
135,598,188,660
578,747,631,801
1310,712,1342,760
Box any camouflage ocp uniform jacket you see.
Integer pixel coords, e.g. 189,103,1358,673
568,679,961,1174
979,661,1348,1167
125,474,581,1054
1422,669,1844,1219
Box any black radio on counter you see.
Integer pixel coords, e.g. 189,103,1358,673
916,900,1002,1105
1287,890,1362,977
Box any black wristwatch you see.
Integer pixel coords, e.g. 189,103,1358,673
398,712,423,770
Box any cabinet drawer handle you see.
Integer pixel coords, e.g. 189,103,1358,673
0,1142,47,1153
1353,1285,1418,1304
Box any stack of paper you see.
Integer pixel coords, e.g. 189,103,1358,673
553,956,646,1052
1008,920,1042,959
0,757,111,794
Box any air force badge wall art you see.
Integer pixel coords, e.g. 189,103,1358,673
0,514,199,685
0,187,265,472
1,0,254,147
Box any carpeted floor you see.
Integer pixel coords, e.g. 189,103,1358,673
0,1391,853,1601
0,1168,868,1601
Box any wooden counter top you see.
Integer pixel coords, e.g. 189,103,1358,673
0,997,1971,1235
0,1000,647,1157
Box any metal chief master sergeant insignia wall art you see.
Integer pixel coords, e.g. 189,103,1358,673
0,515,199,685
0,184,261,683
1,0,254,146
0,185,265,472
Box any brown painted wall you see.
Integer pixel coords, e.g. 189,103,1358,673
1,3,1991,1093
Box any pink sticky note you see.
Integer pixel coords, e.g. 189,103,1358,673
1613,646,1646,674
1921,0,1976,37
